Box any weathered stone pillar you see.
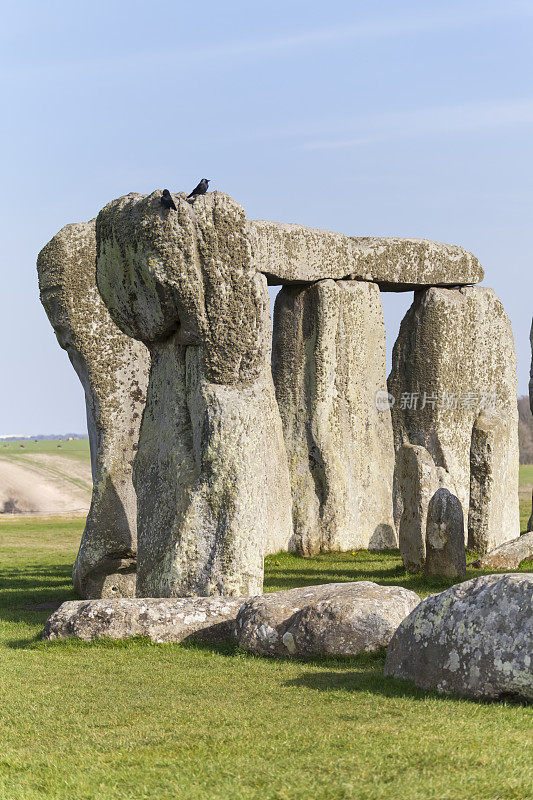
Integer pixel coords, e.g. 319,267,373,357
96,191,292,597
424,488,467,579
37,221,150,598
272,279,396,555
389,286,520,552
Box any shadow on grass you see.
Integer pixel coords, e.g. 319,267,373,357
0,563,76,629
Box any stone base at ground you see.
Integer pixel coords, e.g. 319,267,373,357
43,597,246,643
236,582,420,658
384,573,533,702
471,532,533,570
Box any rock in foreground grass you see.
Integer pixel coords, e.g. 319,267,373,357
236,582,420,657
385,573,533,702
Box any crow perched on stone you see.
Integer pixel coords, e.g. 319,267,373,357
187,178,210,199
161,189,177,211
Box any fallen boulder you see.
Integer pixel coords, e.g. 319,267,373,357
471,532,533,570
384,573,533,702
236,582,420,658
43,597,245,643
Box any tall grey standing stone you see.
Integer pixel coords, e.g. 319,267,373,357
272,279,396,555
37,221,150,598
424,488,467,579
389,286,520,553
96,191,292,597
396,444,438,572
469,411,518,552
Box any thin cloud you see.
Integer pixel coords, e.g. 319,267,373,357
298,99,533,151
2,1,532,79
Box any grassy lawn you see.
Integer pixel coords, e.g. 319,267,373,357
0,515,532,800
0,438,90,463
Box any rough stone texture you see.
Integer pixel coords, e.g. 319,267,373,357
272,279,396,555
389,286,520,553
248,221,484,289
469,411,517,552
236,582,420,658
96,191,292,597
385,574,533,702
396,444,438,572
471,532,533,570
37,221,150,599
424,488,467,578
43,597,244,643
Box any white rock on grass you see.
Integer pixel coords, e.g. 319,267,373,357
43,597,246,643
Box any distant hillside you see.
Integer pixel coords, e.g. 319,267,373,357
519,395,533,465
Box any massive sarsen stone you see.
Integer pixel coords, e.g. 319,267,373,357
96,191,292,597
385,574,533,702
389,286,520,552
248,221,484,289
37,221,150,598
272,279,396,555
236,582,420,658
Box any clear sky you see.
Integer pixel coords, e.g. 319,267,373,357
1,0,532,434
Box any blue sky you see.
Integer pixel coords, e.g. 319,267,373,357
1,0,532,433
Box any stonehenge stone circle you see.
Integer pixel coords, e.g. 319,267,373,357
40,187,522,601
37,221,150,598
389,286,520,553
272,279,396,555
424,488,467,579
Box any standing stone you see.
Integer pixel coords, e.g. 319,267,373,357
424,488,467,579
96,191,292,597
396,444,438,572
37,221,150,598
389,286,520,552
469,412,517,552
272,279,396,555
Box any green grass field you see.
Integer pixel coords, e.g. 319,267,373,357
0,437,90,463
0,511,532,800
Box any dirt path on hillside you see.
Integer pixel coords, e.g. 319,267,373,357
0,455,91,515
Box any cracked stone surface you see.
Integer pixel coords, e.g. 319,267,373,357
424,488,467,579
249,221,484,289
236,582,420,658
389,286,519,553
37,220,150,598
272,279,396,555
96,191,292,597
471,532,533,570
42,597,245,643
385,573,533,702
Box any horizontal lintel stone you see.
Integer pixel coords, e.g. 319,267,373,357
248,220,484,289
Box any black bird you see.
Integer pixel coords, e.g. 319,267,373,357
187,178,210,199
161,189,177,211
